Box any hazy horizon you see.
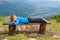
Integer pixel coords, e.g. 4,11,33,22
0,0,60,18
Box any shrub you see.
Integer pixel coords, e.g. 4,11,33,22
49,14,60,22
0,16,5,22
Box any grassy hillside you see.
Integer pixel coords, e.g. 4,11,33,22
0,16,5,22
48,14,60,22
0,15,60,40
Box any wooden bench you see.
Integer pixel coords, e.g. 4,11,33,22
3,17,51,35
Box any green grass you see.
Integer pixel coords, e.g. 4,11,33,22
49,14,60,22
0,15,60,40
0,16,5,22
0,19,59,40
6,34,28,40
36,19,60,40
36,37,60,40
0,33,28,40
47,19,60,32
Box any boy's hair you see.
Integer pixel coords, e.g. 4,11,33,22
10,15,17,21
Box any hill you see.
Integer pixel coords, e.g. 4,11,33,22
0,14,60,40
0,0,60,18
48,14,60,22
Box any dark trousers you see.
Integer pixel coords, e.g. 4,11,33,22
28,18,44,23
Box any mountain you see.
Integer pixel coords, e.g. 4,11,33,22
0,0,36,17
0,0,60,18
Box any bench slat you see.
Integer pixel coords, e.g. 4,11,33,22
3,18,51,25
3,21,13,25
41,17,51,24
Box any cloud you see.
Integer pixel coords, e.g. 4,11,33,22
0,0,60,4
3,0,13,3
30,0,60,2
37,0,60,1
2,0,60,1
3,0,11,1
0,0,2,4
49,0,60,1
2,0,25,3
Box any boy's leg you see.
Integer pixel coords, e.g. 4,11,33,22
28,18,44,23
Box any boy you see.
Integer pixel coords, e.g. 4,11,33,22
10,15,43,26
10,15,29,26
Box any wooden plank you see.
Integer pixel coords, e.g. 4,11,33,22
41,17,51,24
16,23,40,32
3,21,13,25
3,17,51,25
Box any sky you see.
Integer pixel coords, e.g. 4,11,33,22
0,0,60,4
0,0,59,4
5,0,60,1
0,0,60,8
0,0,60,17
0,0,60,3
3,0,60,1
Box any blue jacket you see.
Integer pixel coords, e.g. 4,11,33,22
12,16,29,26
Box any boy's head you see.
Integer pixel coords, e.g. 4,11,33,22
10,15,17,21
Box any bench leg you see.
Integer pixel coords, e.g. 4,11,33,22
9,25,16,35
39,23,46,34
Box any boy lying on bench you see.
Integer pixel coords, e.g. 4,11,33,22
10,15,44,26
3,15,50,35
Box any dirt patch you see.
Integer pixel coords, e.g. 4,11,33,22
28,38,36,40
0,35,6,40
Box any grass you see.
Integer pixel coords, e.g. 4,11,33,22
0,16,60,40
36,37,60,40
36,19,60,40
0,16,5,22
6,34,28,40
0,19,60,40
0,33,28,40
47,19,60,32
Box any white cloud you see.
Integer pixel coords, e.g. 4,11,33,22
2,0,22,3
37,0,60,1
3,0,12,2
2,0,60,1
49,0,60,1
0,0,60,4
0,0,2,4
3,0,10,1
31,0,58,1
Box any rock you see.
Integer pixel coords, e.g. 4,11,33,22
28,38,36,40
0,38,8,40
53,35,60,38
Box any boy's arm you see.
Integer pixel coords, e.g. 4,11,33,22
12,20,19,26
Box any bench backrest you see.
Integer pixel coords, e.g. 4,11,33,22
3,17,51,25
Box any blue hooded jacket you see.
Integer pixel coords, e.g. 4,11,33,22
12,16,29,26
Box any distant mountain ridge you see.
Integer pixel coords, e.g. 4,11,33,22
0,0,60,18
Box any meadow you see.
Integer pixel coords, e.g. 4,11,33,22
0,15,60,40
